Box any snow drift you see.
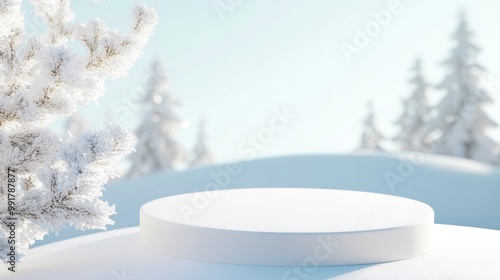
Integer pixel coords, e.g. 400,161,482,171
37,152,500,246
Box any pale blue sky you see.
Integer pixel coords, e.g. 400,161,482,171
48,0,500,162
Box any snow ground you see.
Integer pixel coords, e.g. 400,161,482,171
3,224,500,279
37,152,500,246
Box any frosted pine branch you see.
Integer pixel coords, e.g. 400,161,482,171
0,0,157,262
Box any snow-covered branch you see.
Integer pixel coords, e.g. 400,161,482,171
0,0,157,262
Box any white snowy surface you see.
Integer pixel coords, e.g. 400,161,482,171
140,188,434,266
38,152,500,246
3,224,500,279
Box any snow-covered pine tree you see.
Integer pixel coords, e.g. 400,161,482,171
127,59,186,178
189,119,214,167
423,11,499,164
359,102,385,150
0,0,157,261
65,111,88,136
394,58,430,151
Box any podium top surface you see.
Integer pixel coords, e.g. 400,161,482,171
142,188,434,233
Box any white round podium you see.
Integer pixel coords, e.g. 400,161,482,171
140,188,434,266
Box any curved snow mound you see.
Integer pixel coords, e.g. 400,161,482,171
355,150,497,174
38,153,500,246
425,156,495,173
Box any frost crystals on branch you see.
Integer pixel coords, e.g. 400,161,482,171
0,0,157,261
